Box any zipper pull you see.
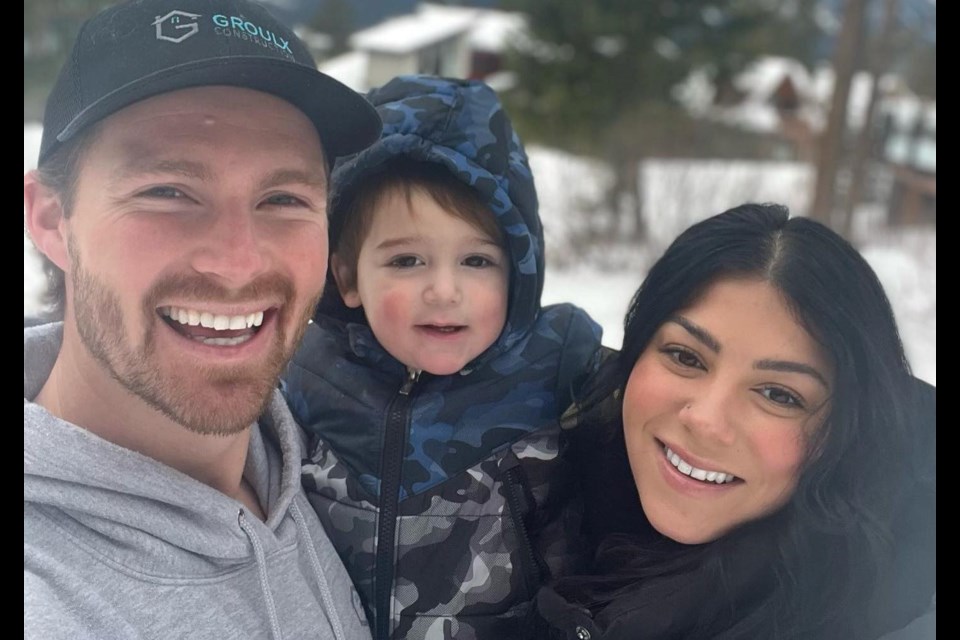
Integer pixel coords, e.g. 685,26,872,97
399,368,421,396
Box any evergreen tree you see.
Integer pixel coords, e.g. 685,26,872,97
310,0,355,57
24,0,116,120
503,0,824,238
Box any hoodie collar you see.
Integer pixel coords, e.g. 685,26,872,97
24,323,306,562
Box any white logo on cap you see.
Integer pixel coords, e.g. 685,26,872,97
154,11,201,43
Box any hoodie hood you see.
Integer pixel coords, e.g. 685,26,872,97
318,75,544,358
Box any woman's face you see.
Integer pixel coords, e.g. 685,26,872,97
623,278,833,544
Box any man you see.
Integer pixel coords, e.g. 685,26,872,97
23,1,380,637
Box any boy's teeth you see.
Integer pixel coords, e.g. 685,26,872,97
664,446,736,484
163,307,266,332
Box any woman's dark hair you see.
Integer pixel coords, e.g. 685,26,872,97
557,203,918,639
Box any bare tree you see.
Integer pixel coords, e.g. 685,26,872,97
840,0,900,238
810,0,868,228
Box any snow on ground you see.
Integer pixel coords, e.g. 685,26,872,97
23,127,935,385
530,145,935,385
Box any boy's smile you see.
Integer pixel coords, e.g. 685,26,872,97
336,187,509,375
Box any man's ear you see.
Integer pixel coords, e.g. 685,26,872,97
330,253,362,308
24,171,70,272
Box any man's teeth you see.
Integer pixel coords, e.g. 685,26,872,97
195,335,251,346
664,446,736,484
161,306,265,330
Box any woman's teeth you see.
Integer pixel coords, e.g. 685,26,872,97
664,445,737,484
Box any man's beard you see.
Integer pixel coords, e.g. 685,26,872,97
69,250,318,436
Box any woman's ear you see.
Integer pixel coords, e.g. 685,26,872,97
330,253,362,308
24,171,70,272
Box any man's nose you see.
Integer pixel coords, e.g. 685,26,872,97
189,208,270,286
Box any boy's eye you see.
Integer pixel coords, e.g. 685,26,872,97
388,255,423,268
463,255,496,268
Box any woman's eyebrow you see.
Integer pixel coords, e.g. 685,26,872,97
671,315,830,390
669,315,720,353
755,359,830,390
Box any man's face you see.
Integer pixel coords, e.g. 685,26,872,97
62,87,328,435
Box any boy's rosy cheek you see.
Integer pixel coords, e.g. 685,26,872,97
379,291,410,324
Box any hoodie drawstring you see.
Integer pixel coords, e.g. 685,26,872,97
238,508,284,640
291,500,347,640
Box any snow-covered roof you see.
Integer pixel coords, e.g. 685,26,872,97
684,57,818,134
419,4,526,53
678,55,936,137
734,56,813,99
348,3,526,56
294,27,332,54
349,9,473,54
319,50,370,93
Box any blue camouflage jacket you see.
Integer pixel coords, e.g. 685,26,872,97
282,76,602,640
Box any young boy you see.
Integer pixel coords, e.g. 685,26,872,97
283,75,601,640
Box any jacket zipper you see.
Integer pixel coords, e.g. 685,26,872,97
502,462,546,598
374,368,420,640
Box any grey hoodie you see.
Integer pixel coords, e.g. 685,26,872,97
24,323,371,640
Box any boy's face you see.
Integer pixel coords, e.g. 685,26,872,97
335,187,509,375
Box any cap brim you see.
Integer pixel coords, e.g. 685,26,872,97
55,57,380,162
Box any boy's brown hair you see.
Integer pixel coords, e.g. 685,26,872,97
333,159,505,292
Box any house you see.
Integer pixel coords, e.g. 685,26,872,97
318,3,525,93
678,56,935,224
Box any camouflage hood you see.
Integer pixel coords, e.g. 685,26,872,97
320,75,544,358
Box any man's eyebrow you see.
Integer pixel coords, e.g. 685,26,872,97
256,169,327,192
669,315,720,353
756,359,830,390
108,158,326,193
111,158,211,184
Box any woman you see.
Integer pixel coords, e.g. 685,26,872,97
534,203,936,639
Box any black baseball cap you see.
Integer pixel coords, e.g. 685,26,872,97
38,0,380,166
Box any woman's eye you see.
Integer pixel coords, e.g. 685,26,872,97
463,255,495,268
663,347,705,370
758,386,805,409
389,256,422,268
